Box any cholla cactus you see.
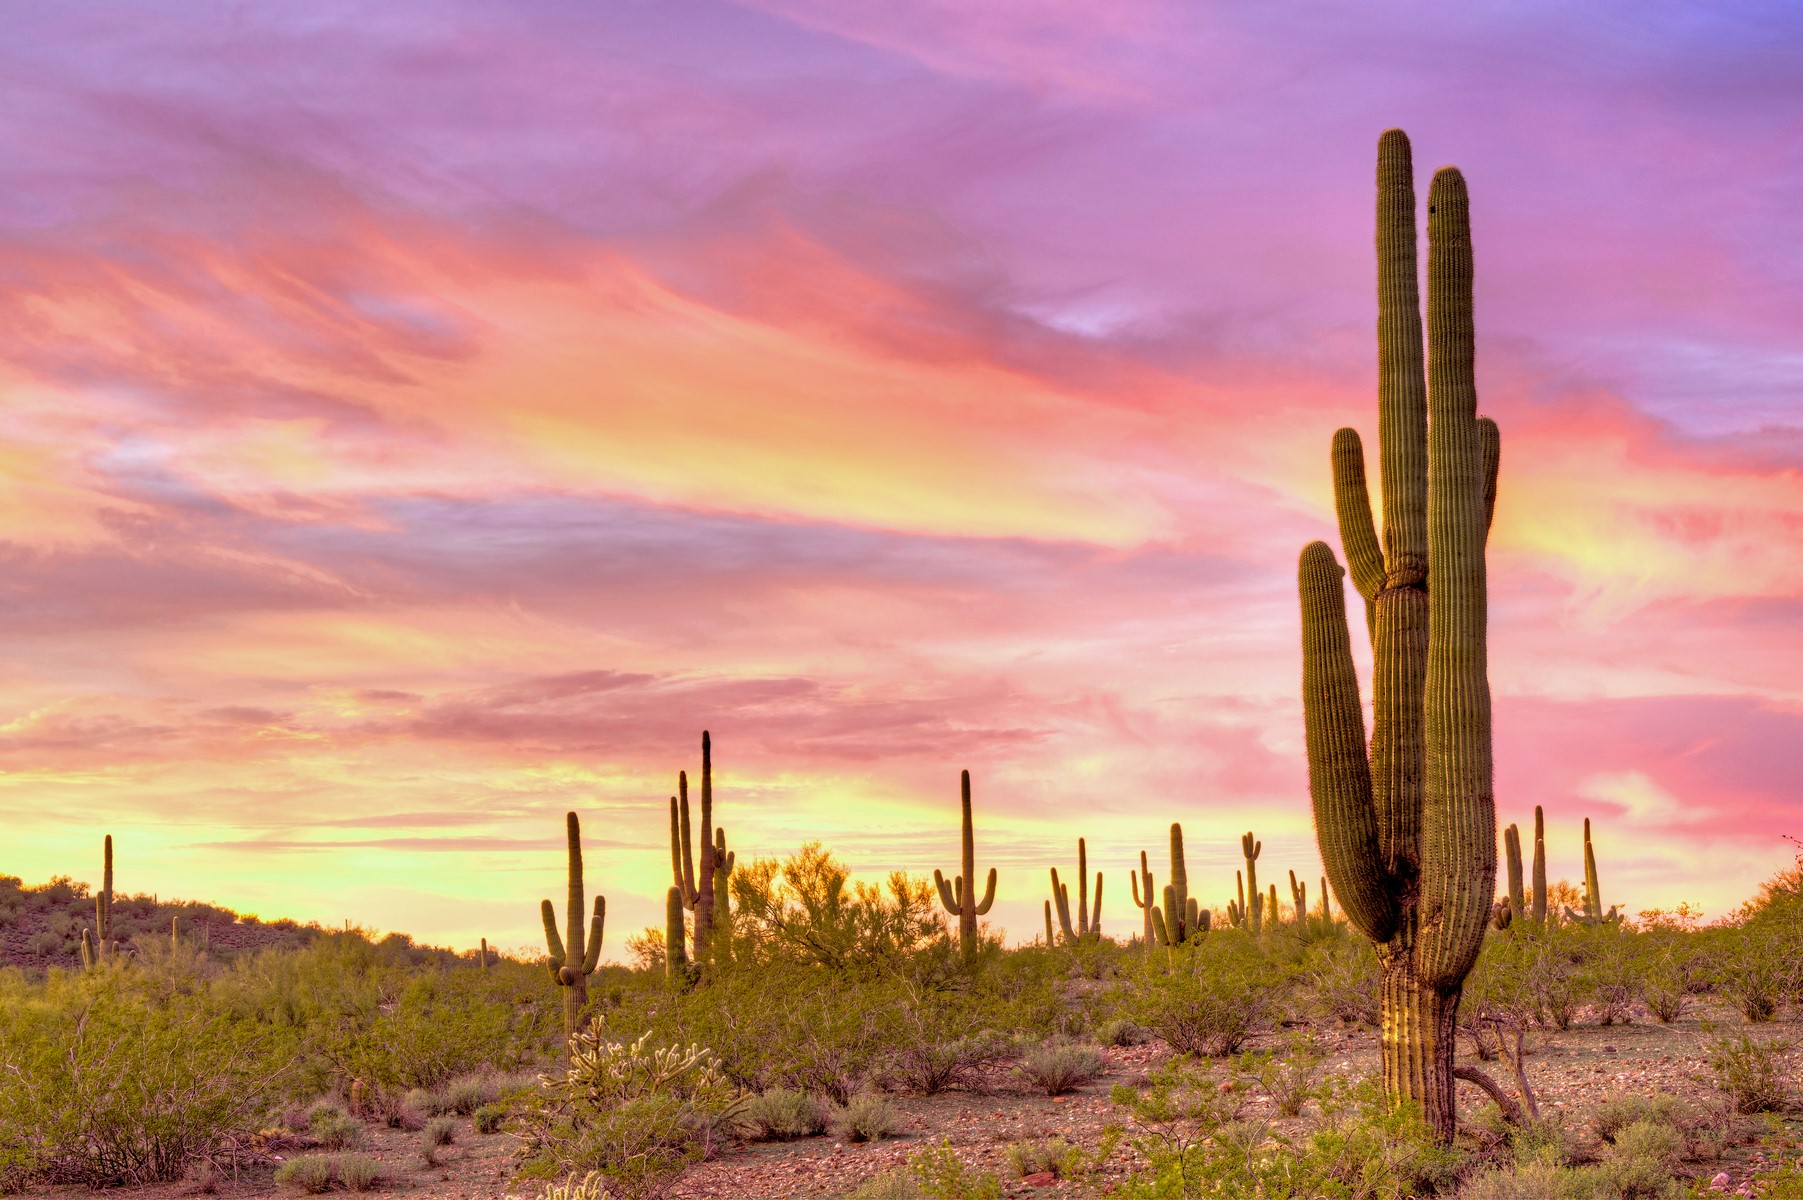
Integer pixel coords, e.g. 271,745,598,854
1049,838,1103,943
541,812,605,1041
933,771,996,959
1297,129,1501,1138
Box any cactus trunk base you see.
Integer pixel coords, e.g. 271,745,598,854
1378,952,1461,1140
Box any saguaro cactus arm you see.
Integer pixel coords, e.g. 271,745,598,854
1503,824,1525,921
1531,805,1547,924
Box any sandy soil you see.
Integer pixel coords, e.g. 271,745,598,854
19,1004,1801,1200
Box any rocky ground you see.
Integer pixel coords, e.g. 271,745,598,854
20,1006,1802,1199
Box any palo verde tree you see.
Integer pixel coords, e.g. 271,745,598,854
1297,128,1501,1139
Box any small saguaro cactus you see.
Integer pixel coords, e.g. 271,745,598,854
1049,838,1103,943
1320,876,1333,923
1241,832,1263,935
1297,129,1502,1139
1130,851,1156,948
1268,883,1280,928
666,886,691,982
670,731,725,966
1566,817,1621,925
1151,823,1209,947
1502,823,1526,923
540,811,605,1042
1531,806,1547,924
479,937,489,971
1290,870,1308,924
1043,901,1054,946
934,770,996,959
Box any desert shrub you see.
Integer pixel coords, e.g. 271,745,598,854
844,1172,926,1200
335,1153,382,1192
1005,1137,1075,1178
1235,1033,1325,1118
515,1030,745,1197
1597,1120,1682,1197
1575,925,1640,1025
473,1103,508,1134
1123,932,1291,1056
308,1106,363,1150
439,1074,494,1115
836,1092,901,1143
728,844,955,971
536,1174,608,1200
1590,1094,1688,1143
908,1139,1003,1199
0,973,298,1188
1095,1017,1153,1047
424,1115,457,1146
1016,1040,1103,1096
1707,925,1788,1023
1706,1034,1796,1114
1300,935,1379,1027
273,1154,336,1194
737,1089,827,1141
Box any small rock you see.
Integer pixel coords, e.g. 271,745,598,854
1710,1171,1732,1191
1022,1171,1057,1186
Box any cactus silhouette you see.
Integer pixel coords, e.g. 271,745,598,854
1297,129,1501,1138
81,835,117,969
1290,870,1307,924
1150,824,1209,947
540,811,605,1042
933,770,995,959
1566,817,1621,925
1241,833,1263,934
1049,838,1103,943
670,731,725,967
1130,850,1156,949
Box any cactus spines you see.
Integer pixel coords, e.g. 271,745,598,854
1050,838,1103,943
933,770,995,959
665,886,690,982
540,811,605,1042
1290,870,1308,924
1502,824,1525,923
1130,850,1156,949
1298,129,1499,1139
1241,832,1262,934
1531,805,1547,924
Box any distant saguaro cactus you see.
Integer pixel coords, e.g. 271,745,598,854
540,812,605,1042
670,731,726,967
81,835,118,969
1130,850,1156,948
1241,833,1263,934
479,937,489,972
1531,805,1547,924
665,886,690,983
1297,129,1502,1138
1566,817,1621,925
1049,838,1103,943
1150,824,1209,947
933,770,995,960
1290,870,1307,924
1320,876,1332,923
1502,823,1525,923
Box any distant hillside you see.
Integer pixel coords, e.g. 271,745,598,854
0,874,468,971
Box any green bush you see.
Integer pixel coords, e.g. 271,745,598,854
1016,1040,1103,1096
1706,1034,1796,1114
837,1092,901,1143
908,1139,1002,1199
737,1088,827,1141
473,1103,508,1134
1121,933,1291,1057
1095,1017,1153,1046
424,1115,456,1146
273,1154,336,1194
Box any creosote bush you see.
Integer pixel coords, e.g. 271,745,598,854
836,1092,902,1143
1016,1039,1103,1096
737,1088,827,1141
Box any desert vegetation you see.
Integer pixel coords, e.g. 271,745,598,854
2,129,1799,1200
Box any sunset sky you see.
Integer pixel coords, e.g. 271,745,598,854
1,2,1799,957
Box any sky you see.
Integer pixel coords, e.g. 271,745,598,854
0,1,1799,957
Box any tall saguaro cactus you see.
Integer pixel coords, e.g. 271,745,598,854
1130,851,1156,948
1050,838,1103,943
669,731,723,966
1298,129,1500,1139
934,770,995,959
541,811,605,1042
1290,870,1308,924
